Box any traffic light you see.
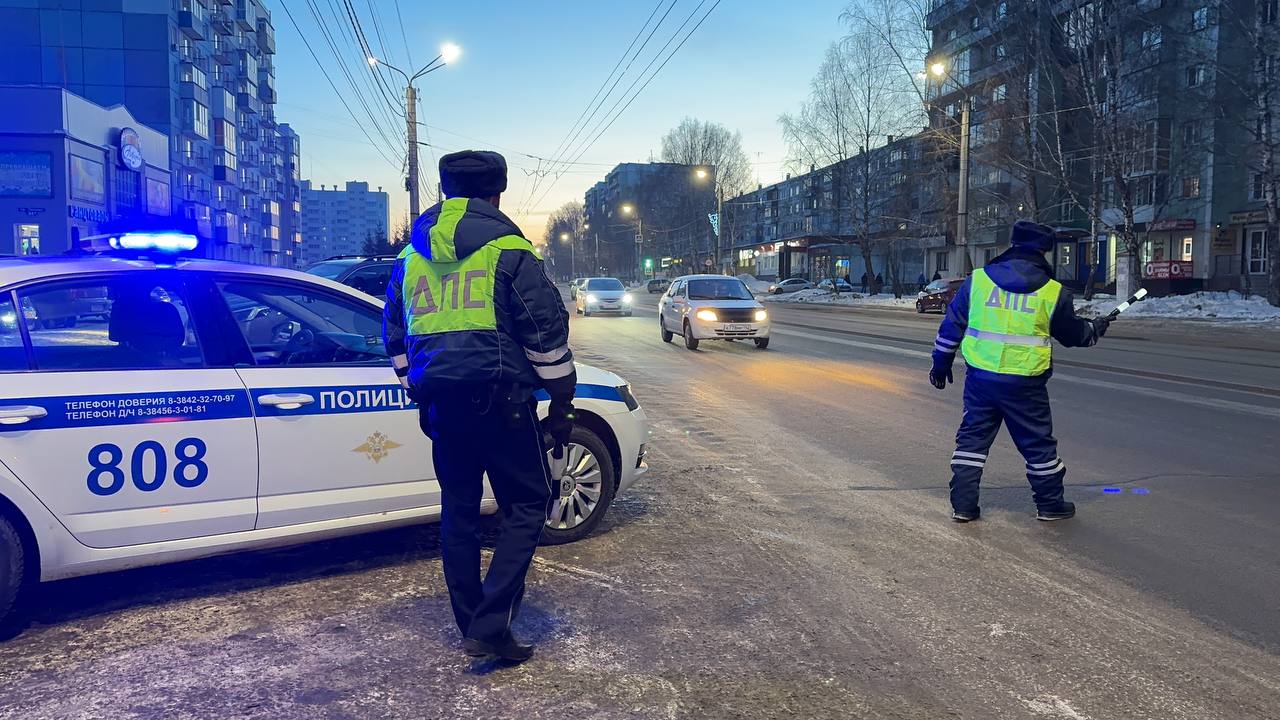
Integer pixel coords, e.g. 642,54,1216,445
644,257,653,269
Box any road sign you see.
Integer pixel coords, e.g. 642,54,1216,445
635,233,643,244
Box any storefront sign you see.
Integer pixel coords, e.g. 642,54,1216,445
0,151,53,198
68,205,110,223
1144,260,1193,279
1229,210,1269,225
1148,219,1196,232
118,127,144,171
1211,229,1236,255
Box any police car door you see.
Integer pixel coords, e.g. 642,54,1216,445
212,275,436,529
0,272,259,548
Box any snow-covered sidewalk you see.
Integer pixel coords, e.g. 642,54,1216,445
1075,291,1280,322
759,288,917,309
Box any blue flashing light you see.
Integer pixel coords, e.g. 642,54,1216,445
1131,488,1150,495
1102,487,1123,494
108,232,199,253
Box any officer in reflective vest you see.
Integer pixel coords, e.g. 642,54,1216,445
383,150,575,662
929,220,1112,522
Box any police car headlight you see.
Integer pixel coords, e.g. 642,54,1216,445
754,309,768,322
585,293,599,304
695,309,719,322
622,293,633,304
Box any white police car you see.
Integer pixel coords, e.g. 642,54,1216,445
0,233,649,629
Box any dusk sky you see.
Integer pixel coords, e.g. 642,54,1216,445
272,0,851,241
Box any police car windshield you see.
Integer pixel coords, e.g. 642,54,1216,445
305,259,363,280
687,279,753,301
586,278,625,291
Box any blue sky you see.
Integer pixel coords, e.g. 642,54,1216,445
272,0,851,239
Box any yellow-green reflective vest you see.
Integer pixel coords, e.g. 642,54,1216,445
960,268,1063,376
400,198,541,335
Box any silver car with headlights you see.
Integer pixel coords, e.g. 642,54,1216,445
575,277,634,317
658,275,771,350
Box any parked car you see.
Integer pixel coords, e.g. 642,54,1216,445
576,277,633,316
647,278,671,294
569,278,587,299
659,275,770,350
305,256,397,298
768,278,812,294
916,277,965,313
816,278,856,293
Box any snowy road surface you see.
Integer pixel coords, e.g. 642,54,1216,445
0,293,1277,719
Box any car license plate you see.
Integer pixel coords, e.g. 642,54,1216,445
601,302,617,309
725,323,751,331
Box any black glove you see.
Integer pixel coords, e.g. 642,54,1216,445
929,364,953,390
543,401,576,457
1092,316,1112,338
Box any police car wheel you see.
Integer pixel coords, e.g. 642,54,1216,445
542,427,616,545
0,514,26,630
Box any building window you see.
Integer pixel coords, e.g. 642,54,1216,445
996,2,1008,20
1186,64,1205,87
1181,175,1201,198
993,44,1007,60
992,83,1007,103
936,251,949,273
1192,7,1210,31
114,167,140,213
970,15,980,30
1182,120,1202,147
1251,172,1267,201
1265,0,1278,25
1247,229,1269,273
185,100,210,139
1141,26,1162,49
1181,236,1194,262
14,224,40,256
947,27,958,41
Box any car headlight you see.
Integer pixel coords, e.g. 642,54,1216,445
622,293,633,304
585,293,598,304
754,309,768,322
695,309,719,322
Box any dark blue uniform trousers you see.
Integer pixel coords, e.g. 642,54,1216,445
424,394,552,646
950,372,1067,513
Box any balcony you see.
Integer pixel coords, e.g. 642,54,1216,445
214,225,236,245
179,9,207,39
211,10,233,34
178,148,209,169
925,0,967,29
237,90,261,114
212,35,236,62
235,0,255,30
258,76,276,104
257,19,276,55
259,111,277,130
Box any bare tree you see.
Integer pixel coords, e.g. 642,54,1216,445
781,29,922,295
659,117,753,199
544,201,586,279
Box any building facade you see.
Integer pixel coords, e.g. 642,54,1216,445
297,181,389,265
0,87,171,255
277,122,301,265
581,163,716,280
0,0,298,265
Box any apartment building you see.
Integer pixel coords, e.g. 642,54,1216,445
297,181,389,266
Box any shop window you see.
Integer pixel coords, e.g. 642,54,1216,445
1247,229,1269,273
13,224,40,256
1181,236,1194,261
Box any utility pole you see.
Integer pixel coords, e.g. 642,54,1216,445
958,97,972,275
406,84,420,219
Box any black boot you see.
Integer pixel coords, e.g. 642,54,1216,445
1036,501,1076,522
462,635,535,663
951,508,981,523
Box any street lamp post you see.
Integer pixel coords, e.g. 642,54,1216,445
693,166,722,273
369,42,462,220
930,60,974,275
621,203,644,281
559,232,576,277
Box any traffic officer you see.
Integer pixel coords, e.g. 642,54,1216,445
929,220,1111,522
383,150,575,662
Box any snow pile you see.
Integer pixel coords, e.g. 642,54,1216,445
1075,291,1280,321
761,288,917,309
736,273,773,294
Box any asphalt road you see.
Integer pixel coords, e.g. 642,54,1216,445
0,292,1277,719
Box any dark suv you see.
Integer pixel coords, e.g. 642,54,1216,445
305,256,397,298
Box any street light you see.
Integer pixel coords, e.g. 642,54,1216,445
692,166,722,273
620,204,634,215
619,204,645,280
559,232,576,277
927,57,973,275
369,42,462,219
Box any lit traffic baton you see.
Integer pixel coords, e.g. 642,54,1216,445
1105,288,1148,320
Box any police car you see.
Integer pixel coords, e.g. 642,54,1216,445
0,233,649,629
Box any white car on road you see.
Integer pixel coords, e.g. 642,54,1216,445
658,275,771,350
768,278,812,294
575,277,634,317
0,234,649,631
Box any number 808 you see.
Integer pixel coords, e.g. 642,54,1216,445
87,438,209,496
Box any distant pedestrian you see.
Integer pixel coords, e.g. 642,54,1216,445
933,271,943,281
843,272,852,289
860,272,868,293
929,220,1111,523
917,272,928,289
874,273,884,293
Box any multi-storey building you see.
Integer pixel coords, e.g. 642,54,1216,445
0,0,298,266
580,163,715,280
924,0,1260,293
722,134,943,286
297,181,389,265
277,123,302,266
